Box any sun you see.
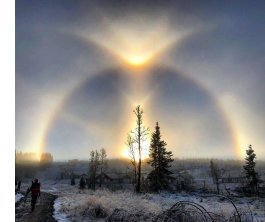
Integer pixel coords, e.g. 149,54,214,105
125,55,151,67
123,148,149,161
122,140,150,160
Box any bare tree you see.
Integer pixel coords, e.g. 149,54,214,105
210,159,222,194
132,105,148,193
126,134,137,188
89,150,100,190
99,148,107,187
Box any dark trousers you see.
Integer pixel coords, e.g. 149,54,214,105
31,196,38,212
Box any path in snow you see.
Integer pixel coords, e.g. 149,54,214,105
15,192,57,222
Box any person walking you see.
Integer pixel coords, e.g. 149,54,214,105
27,178,41,212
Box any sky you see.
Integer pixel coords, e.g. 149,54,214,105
16,0,265,161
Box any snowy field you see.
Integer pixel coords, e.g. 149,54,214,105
20,180,264,222
15,193,24,203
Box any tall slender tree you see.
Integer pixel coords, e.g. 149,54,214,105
243,144,259,194
210,159,221,194
99,148,107,187
89,150,100,190
147,122,174,192
132,105,148,193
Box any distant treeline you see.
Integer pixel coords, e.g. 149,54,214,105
54,158,265,173
171,158,265,171
15,151,54,180
16,151,53,164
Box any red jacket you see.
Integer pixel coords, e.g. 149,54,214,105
28,182,41,197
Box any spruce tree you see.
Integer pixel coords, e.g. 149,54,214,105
79,177,86,189
147,122,174,192
243,144,259,194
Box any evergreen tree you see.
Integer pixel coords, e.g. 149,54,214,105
79,177,86,189
71,177,75,186
147,122,174,192
70,172,75,186
243,144,259,194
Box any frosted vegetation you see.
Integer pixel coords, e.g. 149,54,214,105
16,153,265,221
39,181,265,222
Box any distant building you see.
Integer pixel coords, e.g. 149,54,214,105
68,159,79,165
171,170,194,191
221,177,246,184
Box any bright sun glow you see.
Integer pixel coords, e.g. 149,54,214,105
80,16,192,68
126,55,151,67
123,140,150,160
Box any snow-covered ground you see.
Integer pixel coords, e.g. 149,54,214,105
15,193,24,203
25,180,264,222
17,180,265,221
